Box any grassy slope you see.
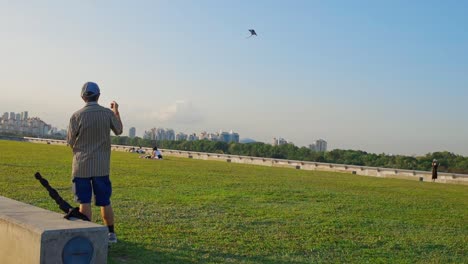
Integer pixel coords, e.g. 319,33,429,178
0,140,466,263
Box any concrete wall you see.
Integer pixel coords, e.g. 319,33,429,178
0,196,108,264
21,137,468,185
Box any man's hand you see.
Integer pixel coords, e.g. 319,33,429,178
110,100,123,135
110,101,119,115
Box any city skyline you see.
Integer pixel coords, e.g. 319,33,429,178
1,109,325,148
1,1,467,155
0,109,327,149
0,110,63,137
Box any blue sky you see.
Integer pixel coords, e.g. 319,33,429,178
1,0,467,155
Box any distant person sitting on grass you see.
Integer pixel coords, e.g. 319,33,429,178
140,146,163,159
136,146,145,154
154,147,163,159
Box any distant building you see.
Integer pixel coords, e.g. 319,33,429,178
229,130,239,143
315,139,327,152
207,133,218,141
129,127,136,138
188,133,197,141
310,139,327,152
198,131,208,140
57,129,67,137
218,131,230,143
155,128,165,140
143,127,178,141
272,137,288,146
143,131,152,140
0,114,52,137
142,127,241,143
143,128,157,140
0,110,66,138
176,132,188,141
166,129,175,141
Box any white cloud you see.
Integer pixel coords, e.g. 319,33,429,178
150,100,203,124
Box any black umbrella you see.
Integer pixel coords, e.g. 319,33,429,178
34,172,90,221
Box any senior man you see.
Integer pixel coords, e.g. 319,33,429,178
67,82,123,243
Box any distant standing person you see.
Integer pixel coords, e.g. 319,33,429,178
67,82,123,244
432,159,439,182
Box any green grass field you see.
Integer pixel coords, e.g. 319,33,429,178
0,140,467,263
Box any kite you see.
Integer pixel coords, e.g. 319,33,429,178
247,29,257,38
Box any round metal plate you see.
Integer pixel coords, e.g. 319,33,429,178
62,236,94,264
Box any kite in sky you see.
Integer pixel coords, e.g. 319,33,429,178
247,29,257,38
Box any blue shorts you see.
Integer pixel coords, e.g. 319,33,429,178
72,176,112,206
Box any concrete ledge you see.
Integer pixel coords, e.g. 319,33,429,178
0,196,108,264
21,137,468,185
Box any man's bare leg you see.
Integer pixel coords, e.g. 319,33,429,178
101,205,114,226
102,205,117,242
80,203,92,220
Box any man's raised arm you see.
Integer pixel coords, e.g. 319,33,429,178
110,101,123,135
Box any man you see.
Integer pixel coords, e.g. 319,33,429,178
67,82,123,243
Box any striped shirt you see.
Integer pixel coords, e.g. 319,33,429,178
67,102,123,178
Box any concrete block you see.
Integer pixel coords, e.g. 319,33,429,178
0,196,108,264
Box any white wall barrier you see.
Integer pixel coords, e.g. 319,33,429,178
22,137,468,185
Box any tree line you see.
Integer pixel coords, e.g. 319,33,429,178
111,136,468,174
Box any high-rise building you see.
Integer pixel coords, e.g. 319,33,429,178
166,129,175,141
155,128,166,140
198,131,208,140
23,111,28,120
310,139,327,152
176,132,188,141
316,139,327,152
188,133,197,141
273,137,288,146
129,127,136,138
143,127,177,141
0,112,54,137
205,133,216,141
218,131,230,143
143,131,152,140
143,128,157,140
229,130,239,143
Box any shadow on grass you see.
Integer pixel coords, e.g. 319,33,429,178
108,240,303,264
